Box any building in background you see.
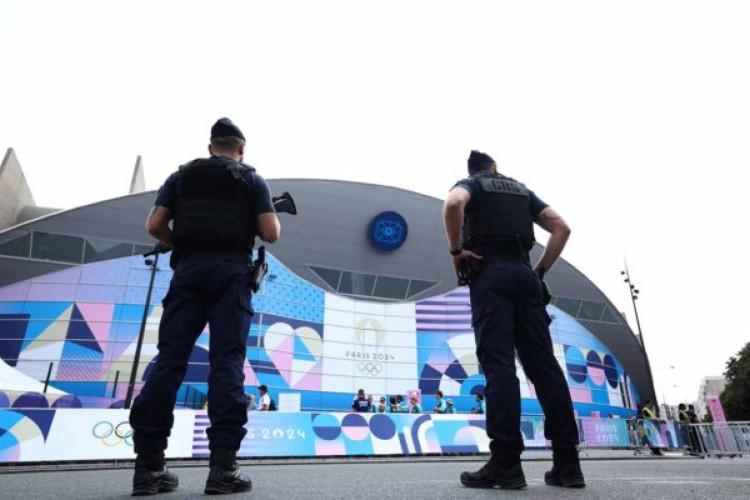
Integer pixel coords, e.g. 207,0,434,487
0,148,651,416
696,376,727,419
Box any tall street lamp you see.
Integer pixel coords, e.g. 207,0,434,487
124,250,161,409
621,260,659,417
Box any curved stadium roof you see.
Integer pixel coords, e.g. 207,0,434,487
0,178,654,401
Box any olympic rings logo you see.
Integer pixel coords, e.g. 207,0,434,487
92,421,134,447
357,361,383,376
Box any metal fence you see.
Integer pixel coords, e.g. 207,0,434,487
577,418,749,459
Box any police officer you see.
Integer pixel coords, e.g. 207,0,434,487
443,151,584,489
129,118,280,496
352,388,371,412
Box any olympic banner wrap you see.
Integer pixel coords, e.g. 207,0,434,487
578,418,631,447
0,409,194,463
0,408,690,463
642,420,685,449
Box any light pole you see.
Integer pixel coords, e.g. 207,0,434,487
621,260,659,417
124,251,160,409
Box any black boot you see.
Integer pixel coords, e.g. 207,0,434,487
544,446,585,488
460,455,527,490
132,452,179,496
204,449,252,495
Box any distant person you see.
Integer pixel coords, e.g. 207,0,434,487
258,385,275,412
367,394,375,412
395,395,409,413
678,404,689,423
376,396,388,413
246,394,256,411
352,389,371,413
433,390,447,414
472,394,486,415
129,118,279,495
389,396,398,413
410,396,423,414
446,399,458,414
640,401,662,456
688,404,700,424
681,403,703,455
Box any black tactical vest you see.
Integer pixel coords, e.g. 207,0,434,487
461,172,535,252
172,157,256,253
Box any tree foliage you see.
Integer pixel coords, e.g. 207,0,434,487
720,342,750,421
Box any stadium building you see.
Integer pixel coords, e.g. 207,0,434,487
0,148,650,416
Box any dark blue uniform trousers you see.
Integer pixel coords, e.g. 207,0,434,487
469,257,579,457
130,252,252,454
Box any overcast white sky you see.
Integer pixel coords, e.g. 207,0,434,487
2,1,749,405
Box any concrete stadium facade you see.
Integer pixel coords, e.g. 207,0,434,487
0,151,650,415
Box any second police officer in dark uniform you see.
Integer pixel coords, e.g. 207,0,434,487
129,118,280,496
443,151,585,489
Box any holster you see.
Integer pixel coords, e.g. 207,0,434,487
457,258,484,286
540,279,552,305
249,246,268,293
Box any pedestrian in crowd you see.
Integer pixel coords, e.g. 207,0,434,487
471,393,486,415
681,403,704,455
395,395,409,413
258,385,274,411
376,396,388,413
352,388,371,413
367,394,375,412
246,394,256,412
640,401,663,456
389,396,398,413
433,390,447,414
410,396,423,414
446,399,457,414
688,404,700,424
129,118,280,495
444,151,583,489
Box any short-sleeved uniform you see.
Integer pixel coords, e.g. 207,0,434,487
130,156,274,455
434,398,447,414
451,174,579,460
352,397,371,413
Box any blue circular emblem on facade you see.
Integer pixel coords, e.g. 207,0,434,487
369,211,408,251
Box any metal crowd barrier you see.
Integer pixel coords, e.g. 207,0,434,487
689,422,749,459
576,418,749,458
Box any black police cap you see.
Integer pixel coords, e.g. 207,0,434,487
211,117,246,141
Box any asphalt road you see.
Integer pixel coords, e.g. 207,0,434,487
1,457,749,500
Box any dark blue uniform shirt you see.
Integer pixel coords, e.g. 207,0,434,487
453,175,548,260
155,156,275,216
453,176,548,219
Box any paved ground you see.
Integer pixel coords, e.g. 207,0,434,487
2,456,749,499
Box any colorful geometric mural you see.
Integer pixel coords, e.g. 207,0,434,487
416,288,640,416
0,409,55,462
3,408,682,463
0,251,638,416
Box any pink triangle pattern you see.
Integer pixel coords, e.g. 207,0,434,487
266,334,294,384
292,361,322,390
243,360,258,386
76,302,115,346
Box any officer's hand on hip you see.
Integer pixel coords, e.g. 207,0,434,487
452,249,482,273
